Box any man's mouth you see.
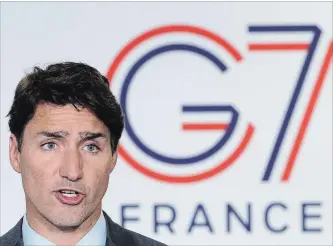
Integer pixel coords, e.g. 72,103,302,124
59,190,80,197
54,189,85,205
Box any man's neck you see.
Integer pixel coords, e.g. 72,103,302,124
25,199,102,245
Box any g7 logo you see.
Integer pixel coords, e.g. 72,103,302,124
107,24,333,184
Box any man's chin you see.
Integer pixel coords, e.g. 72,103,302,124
48,216,85,231
55,223,82,232
41,209,87,230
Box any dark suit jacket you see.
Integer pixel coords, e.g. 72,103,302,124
0,211,167,246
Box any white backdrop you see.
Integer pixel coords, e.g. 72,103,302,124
1,2,332,245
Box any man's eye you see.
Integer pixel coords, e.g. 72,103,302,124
83,144,100,153
41,142,57,151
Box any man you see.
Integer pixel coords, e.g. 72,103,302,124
0,62,167,246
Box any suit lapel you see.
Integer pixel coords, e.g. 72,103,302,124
14,238,24,246
103,211,131,246
103,211,119,246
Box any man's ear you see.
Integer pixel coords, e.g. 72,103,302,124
9,134,21,173
109,151,118,174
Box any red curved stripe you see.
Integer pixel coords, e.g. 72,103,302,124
118,124,254,183
107,25,243,83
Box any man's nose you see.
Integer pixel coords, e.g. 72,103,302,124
59,148,83,181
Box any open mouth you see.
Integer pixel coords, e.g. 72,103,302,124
55,189,85,205
59,190,80,197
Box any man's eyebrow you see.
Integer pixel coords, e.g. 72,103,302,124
36,131,69,138
36,131,107,141
78,132,108,141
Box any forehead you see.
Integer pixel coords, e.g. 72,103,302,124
25,104,109,135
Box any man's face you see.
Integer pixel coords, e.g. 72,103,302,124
9,103,117,228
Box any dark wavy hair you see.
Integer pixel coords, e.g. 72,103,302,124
6,62,124,153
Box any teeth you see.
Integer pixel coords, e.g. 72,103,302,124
60,190,76,194
62,193,78,198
